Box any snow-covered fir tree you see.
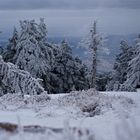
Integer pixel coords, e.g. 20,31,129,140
73,56,89,91
38,18,47,40
51,40,73,93
0,55,47,96
83,21,103,89
3,27,19,62
3,19,55,93
106,40,134,91
122,35,140,91
52,40,88,93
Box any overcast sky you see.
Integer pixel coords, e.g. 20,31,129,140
0,0,140,38
0,0,140,9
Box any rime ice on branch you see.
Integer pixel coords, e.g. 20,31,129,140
0,55,47,96
122,35,140,90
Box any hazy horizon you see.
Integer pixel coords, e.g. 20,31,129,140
0,0,140,38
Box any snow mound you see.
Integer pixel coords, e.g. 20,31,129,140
25,94,51,105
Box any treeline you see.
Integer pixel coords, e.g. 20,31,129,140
0,19,89,94
0,19,140,95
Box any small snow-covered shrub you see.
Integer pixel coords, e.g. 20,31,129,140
59,89,134,117
58,89,102,116
0,92,50,110
81,102,101,117
25,93,50,105
0,93,25,109
0,93,24,103
59,88,98,106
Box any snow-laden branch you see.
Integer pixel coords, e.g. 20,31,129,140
0,55,47,96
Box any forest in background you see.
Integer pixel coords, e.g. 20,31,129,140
0,19,140,95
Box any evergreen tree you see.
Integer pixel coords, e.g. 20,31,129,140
52,40,74,93
106,40,134,91
3,19,55,93
122,35,140,91
84,21,103,89
73,56,89,91
114,41,134,83
0,55,47,96
52,40,88,93
3,27,19,62
38,18,47,40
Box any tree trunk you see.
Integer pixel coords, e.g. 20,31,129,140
91,21,97,89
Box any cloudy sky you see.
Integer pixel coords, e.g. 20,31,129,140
0,0,140,9
0,0,140,38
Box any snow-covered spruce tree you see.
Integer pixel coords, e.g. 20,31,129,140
106,40,134,91
38,18,47,40
121,35,140,91
50,40,72,93
73,56,89,91
52,40,88,93
3,27,19,62
3,19,55,93
83,21,103,89
0,55,47,96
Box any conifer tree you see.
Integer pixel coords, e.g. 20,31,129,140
3,27,19,62
52,40,88,93
73,56,89,91
52,40,74,92
3,19,55,93
85,21,103,89
122,35,140,90
0,55,47,96
107,40,134,91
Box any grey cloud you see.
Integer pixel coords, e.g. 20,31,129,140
0,8,140,36
0,0,140,10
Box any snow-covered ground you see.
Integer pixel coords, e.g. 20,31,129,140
0,90,140,140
